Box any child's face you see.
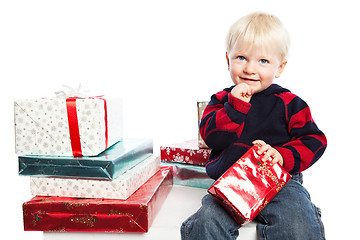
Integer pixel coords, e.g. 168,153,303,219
226,39,287,93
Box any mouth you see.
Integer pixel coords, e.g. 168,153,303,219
240,77,259,82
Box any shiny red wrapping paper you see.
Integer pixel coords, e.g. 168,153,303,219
208,145,291,225
23,167,173,232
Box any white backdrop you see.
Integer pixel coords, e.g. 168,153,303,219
1,1,358,239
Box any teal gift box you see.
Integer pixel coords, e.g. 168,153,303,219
19,139,152,180
160,161,214,189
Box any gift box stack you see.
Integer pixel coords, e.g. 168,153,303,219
15,96,173,232
159,101,214,189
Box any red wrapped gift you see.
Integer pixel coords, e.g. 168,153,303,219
23,167,173,232
208,145,291,226
160,139,211,166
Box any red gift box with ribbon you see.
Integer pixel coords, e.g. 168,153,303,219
208,145,291,225
14,96,123,156
160,139,211,166
23,167,173,232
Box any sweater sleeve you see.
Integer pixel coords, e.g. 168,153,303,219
274,93,327,174
199,88,251,151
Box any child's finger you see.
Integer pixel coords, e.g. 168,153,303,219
270,156,279,165
270,155,284,167
252,140,269,156
258,144,271,155
243,85,253,97
262,148,274,161
252,139,265,147
247,87,254,96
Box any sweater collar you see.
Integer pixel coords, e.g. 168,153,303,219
261,84,290,96
229,84,290,96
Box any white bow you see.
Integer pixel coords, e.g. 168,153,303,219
54,83,91,98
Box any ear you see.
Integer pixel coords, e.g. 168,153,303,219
226,52,230,70
275,59,287,78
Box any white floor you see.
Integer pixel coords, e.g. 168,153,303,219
43,185,257,240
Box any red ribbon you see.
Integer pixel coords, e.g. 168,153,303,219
66,98,82,156
66,97,108,156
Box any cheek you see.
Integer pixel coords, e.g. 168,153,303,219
260,68,277,81
229,71,238,84
230,68,237,77
229,67,241,83
229,64,241,76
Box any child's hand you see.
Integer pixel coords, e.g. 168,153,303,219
231,83,254,103
252,140,284,167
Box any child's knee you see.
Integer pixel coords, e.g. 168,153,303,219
257,181,325,239
181,194,240,240
181,195,222,234
180,211,215,240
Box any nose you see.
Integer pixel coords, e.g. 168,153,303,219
243,62,256,75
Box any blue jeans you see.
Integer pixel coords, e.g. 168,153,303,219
181,173,325,240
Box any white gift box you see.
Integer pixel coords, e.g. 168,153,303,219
14,97,123,156
30,155,160,199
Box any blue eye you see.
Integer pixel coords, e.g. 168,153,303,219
237,56,246,61
259,59,269,64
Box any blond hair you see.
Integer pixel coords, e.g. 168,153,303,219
226,12,290,60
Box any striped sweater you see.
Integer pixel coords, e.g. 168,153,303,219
200,84,327,180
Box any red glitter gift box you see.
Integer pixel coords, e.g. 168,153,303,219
23,167,173,232
160,139,211,166
208,145,291,226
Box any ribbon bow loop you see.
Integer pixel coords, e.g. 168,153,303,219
55,83,91,99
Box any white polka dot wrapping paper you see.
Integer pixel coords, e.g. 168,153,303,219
14,98,123,156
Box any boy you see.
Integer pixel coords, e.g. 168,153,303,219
181,12,327,240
